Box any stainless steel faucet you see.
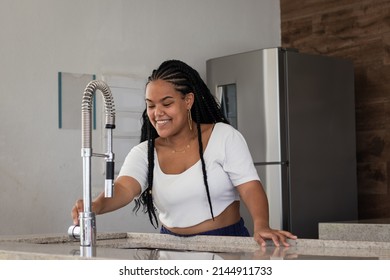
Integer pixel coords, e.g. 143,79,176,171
68,80,115,257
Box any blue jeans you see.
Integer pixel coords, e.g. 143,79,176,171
160,218,250,237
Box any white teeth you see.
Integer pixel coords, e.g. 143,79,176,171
156,120,169,125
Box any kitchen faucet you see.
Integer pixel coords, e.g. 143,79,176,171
68,80,115,257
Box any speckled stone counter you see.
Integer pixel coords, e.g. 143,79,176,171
319,218,390,242
2,232,390,260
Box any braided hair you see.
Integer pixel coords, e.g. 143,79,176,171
134,59,229,228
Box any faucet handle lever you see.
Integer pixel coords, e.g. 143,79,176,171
68,225,80,240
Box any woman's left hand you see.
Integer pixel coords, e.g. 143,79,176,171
254,227,297,247
236,181,298,247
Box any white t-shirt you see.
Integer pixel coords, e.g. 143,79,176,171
118,122,260,227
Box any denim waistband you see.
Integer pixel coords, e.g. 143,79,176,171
160,217,250,237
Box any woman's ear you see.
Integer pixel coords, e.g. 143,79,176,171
185,93,195,109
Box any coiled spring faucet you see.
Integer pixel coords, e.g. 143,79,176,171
68,80,115,257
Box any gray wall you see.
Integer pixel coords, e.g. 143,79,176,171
0,0,281,235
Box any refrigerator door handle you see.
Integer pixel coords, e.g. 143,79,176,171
254,161,289,166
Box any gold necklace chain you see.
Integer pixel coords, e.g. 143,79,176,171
165,133,196,154
171,143,191,153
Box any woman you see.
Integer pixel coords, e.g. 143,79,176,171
72,60,297,246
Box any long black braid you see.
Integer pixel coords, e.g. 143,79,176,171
134,60,229,228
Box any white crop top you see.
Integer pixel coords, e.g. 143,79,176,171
118,122,260,228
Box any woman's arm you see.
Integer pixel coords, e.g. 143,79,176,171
237,180,297,246
71,175,141,225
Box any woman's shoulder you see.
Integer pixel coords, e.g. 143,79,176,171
129,140,148,155
214,122,232,130
212,122,247,145
205,122,238,147
213,122,238,136
200,122,234,141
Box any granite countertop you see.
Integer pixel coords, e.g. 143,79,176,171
1,231,390,260
319,218,390,242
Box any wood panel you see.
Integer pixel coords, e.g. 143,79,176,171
280,0,390,219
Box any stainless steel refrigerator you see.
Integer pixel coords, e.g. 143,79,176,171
206,47,358,239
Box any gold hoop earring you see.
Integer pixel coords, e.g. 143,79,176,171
188,109,193,131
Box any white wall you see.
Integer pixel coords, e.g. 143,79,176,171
0,0,280,235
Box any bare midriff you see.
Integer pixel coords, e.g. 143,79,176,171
162,200,241,235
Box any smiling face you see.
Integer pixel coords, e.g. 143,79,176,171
145,79,194,139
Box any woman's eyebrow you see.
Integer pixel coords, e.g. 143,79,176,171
145,96,175,102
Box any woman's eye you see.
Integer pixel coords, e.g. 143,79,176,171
163,103,173,107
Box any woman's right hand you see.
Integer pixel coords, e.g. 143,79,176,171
71,199,84,225
72,199,102,225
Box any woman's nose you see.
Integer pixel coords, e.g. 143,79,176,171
155,106,164,116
